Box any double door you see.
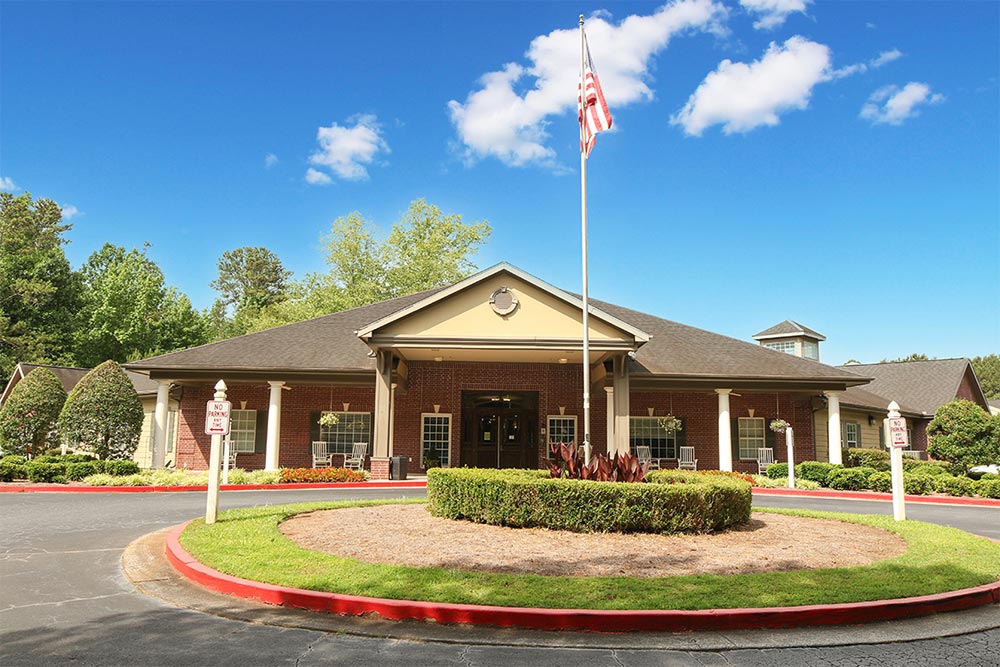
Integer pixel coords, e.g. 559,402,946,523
460,391,538,469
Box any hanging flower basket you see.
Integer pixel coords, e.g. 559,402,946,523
770,419,790,434
657,414,683,434
318,412,340,428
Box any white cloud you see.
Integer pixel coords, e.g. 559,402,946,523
305,167,332,185
448,0,728,168
307,114,389,182
740,0,810,30
871,49,902,68
671,36,832,135
264,153,279,168
830,47,903,79
860,82,944,125
59,204,80,220
0,176,18,192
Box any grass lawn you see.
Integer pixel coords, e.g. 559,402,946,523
178,500,1000,610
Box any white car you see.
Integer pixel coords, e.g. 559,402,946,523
969,464,999,475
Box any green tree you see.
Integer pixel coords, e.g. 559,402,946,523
75,243,207,365
880,353,931,363
0,192,81,383
971,354,1000,400
246,199,490,330
58,360,142,460
927,399,999,472
211,246,291,312
0,368,67,457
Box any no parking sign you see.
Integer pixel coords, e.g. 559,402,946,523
204,400,232,436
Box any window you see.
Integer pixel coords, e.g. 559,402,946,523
547,416,577,447
842,422,860,449
629,417,678,459
318,411,372,456
230,410,257,453
738,417,765,460
802,340,819,360
422,414,451,467
764,340,797,355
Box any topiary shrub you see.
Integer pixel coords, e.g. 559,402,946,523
25,461,67,483
826,467,877,491
102,460,140,476
0,368,68,458
65,461,100,481
427,468,751,534
765,462,789,479
845,448,890,471
795,461,840,486
933,475,977,497
58,360,143,461
977,479,1000,499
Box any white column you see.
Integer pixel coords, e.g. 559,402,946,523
604,386,615,457
152,380,171,469
374,351,392,459
717,389,733,472
612,356,630,456
826,390,843,465
388,383,397,457
264,381,284,471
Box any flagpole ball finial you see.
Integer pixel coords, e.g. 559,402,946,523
579,14,584,25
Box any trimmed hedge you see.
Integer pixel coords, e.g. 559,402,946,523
826,467,877,491
426,468,751,534
845,448,890,471
978,479,1000,499
26,460,67,483
278,467,367,483
795,461,841,486
765,462,789,479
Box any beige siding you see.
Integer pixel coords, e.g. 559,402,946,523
133,398,179,468
814,407,885,463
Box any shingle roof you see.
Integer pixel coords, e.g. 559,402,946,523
753,320,826,341
1,363,160,405
838,359,980,416
126,268,866,388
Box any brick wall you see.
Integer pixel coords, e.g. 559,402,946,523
174,367,815,473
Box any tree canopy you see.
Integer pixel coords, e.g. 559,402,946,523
211,246,291,312
58,360,143,460
971,354,1000,400
0,367,67,457
927,399,999,472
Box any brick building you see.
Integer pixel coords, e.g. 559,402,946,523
126,263,871,479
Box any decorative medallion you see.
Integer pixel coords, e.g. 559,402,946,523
489,286,518,316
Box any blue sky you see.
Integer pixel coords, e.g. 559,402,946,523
2,0,997,365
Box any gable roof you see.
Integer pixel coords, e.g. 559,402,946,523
1,362,160,406
753,320,826,341
838,358,987,416
126,264,869,390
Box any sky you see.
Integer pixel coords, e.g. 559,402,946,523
2,0,997,366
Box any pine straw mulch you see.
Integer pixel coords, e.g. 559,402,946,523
279,505,906,578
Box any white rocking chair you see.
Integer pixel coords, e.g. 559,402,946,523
757,447,775,475
311,441,333,468
344,441,368,472
678,446,698,471
635,445,660,470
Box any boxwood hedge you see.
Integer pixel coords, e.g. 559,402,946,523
426,468,751,534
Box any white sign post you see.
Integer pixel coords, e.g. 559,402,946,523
886,401,907,521
785,427,796,489
222,434,232,485
204,381,230,525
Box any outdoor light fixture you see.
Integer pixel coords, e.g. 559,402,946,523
869,415,877,426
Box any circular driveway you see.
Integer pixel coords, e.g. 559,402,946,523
1,488,998,666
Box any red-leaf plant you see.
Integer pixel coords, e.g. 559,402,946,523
548,441,649,483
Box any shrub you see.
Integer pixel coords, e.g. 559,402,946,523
981,472,999,481
904,474,935,495
751,474,784,488
547,442,647,482
695,470,758,485
427,468,751,534
25,461,67,483
902,457,950,473
795,461,840,486
103,460,140,476
0,368,68,457
907,463,950,476
58,360,143,461
795,479,820,490
0,460,27,481
927,399,998,473
65,461,100,481
278,467,367,483
977,479,1000,499
826,467,877,491
845,448,890,471
765,462,789,479
933,475,977,497
868,471,892,493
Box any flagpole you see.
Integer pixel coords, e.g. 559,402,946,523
579,14,592,466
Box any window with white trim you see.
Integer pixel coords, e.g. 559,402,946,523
802,340,819,360
842,422,860,449
547,416,577,447
319,411,372,456
629,417,678,460
230,410,257,453
422,414,451,467
764,340,797,355
738,417,765,460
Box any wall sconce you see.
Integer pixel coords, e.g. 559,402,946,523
868,415,877,426
647,407,655,416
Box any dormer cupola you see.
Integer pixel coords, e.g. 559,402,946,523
753,320,825,361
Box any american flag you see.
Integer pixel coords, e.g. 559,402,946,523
578,34,612,157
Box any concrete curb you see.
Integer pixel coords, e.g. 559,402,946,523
0,480,428,493
165,521,1000,633
753,486,1000,508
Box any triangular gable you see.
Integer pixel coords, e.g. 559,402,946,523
357,263,649,350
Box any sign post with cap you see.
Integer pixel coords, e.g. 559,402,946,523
886,401,907,521
204,380,230,524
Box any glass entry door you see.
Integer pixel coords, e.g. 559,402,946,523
461,391,538,469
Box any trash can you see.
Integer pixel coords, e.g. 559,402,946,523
390,455,408,480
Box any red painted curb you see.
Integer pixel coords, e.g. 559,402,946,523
752,487,1000,508
165,522,1000,633
0,480,428,493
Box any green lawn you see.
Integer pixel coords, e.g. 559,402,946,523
178,500,1000,610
